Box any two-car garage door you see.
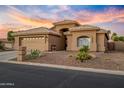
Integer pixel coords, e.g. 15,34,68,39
21,37,47,51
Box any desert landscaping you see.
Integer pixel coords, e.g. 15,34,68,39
22,51,124,71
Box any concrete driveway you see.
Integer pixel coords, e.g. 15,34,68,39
0,62,124,88
0,51,16,61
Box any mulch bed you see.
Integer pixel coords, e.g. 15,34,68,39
24,51,124,71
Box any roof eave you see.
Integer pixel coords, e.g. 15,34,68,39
70,28,100,32
13,32,61,37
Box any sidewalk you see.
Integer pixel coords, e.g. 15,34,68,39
1,60,124,76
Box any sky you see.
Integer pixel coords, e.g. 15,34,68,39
0,5,124,38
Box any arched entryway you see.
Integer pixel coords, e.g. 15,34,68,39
60,28,69,50
77,36,91,48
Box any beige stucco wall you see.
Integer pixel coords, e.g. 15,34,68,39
52,24,77,33
14,36,20,50
66,35,72,51
48,35,63,51
67,30,97,51
97,33,106,52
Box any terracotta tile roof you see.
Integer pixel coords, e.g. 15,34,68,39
13,27,61,36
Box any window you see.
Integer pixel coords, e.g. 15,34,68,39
77,36,90,47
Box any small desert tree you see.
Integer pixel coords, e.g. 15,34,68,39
0,41,4,50
111,32,118,41
7,31,15,48
7,31,14,42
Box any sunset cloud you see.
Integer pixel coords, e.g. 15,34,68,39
7,5,124,26
0,5,124,38
7,6,53,28
75,7,124,24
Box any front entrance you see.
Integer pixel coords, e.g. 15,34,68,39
60,28,69,50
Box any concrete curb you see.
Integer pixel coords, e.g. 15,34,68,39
1,60,124,76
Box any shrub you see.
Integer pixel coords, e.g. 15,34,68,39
119,36,124,42
27,49,41,59
79,45,89,52
111,32,117,40
76,51,92,62
76,46,92,62
113,36,119,41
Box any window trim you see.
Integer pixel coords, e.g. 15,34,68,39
77,36,91,48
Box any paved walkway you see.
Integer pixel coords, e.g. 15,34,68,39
0,51,16,60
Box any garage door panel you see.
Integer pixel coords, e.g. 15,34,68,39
22,38,46,51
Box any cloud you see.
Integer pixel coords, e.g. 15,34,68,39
1,5,124,38
75,7,124,24
5,6,124,26
0,24,9,38
7,6,54,28
6,5,75,28
115,17,124,23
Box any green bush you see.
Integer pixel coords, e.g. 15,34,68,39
112,36,124,41
113,36,119,41
76,51,91,62
27,49,41,59
119,36,124,42
111,32,124,42
76,46,92,62
79,45,89,52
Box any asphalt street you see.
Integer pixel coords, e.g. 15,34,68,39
0,62,124,88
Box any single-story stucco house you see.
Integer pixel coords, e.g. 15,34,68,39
13,20,110,52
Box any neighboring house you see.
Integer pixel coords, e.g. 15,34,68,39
13,20,110,52
0,39,13,49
